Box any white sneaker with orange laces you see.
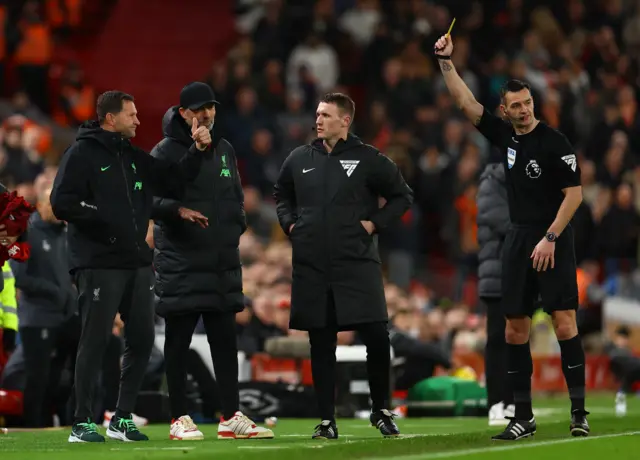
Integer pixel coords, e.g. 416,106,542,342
217,411,274,439
169,415,204,440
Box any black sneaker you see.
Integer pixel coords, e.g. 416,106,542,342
570,410,590,437
491,417,536,441
106,415,149,442
312,420,338,439
68,419,105,443
370,409,400,437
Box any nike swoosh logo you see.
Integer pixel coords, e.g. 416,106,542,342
302,168,315,173
149,286,154,291
567,364,583,369
101,165,111,171
512,137,519,143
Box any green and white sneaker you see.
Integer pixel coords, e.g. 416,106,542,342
106,415,149,442
68,420,105,443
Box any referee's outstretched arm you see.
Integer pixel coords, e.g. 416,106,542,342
433,35,484,126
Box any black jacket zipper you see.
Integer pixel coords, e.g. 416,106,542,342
118,142,141,256
213,147,219,225
324,150,331,284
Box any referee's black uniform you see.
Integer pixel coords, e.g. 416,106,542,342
51,91,204,443
475,103,589,439
476,112,581,318
274,94,413,439
441,32,590,441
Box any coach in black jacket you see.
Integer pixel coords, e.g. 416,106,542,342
50,90,210,443
274,93,413,439
476,160,513,425
150,82,272,440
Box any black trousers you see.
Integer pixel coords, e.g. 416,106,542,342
308,293,391,420
185,348,223,418
101,334,125,412
73,268,155,421
164,311,239,420
482,297,512,407
20,316,80,427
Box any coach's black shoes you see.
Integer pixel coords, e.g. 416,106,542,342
68,419,105,443
570,410,590,437
312,420,338,439
491,417,536,441
370,409,401,437
106,415,149,442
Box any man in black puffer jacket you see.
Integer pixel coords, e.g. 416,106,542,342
477,158,513,426
151,82,272,441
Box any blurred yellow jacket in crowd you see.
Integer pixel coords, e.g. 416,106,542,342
0,262,17,331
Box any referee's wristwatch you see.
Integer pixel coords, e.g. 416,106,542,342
545,232,557,243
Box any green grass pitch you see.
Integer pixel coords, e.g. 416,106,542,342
1,393,639,459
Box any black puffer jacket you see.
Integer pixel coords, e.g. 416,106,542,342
151,107,246,317
477,163,510,299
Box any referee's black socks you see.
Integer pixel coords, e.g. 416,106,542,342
558,335,586,413
507,342,533,420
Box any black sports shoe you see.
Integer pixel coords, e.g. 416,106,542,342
312,420,338,439
68,419,105,443
106,415,149,442
370,409,400,437
570,410,590,437
491,417,536,441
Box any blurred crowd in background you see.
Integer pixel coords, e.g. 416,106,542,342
1,0,640,387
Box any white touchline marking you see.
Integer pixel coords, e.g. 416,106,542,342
361,431,640,460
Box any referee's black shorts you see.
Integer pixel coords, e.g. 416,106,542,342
501,224,578,318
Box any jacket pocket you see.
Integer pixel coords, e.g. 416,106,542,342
356,220,372,239
289,208,309,239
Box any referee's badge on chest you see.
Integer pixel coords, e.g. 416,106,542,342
507,148,516,169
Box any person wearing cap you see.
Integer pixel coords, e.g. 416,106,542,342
150,82,274,441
